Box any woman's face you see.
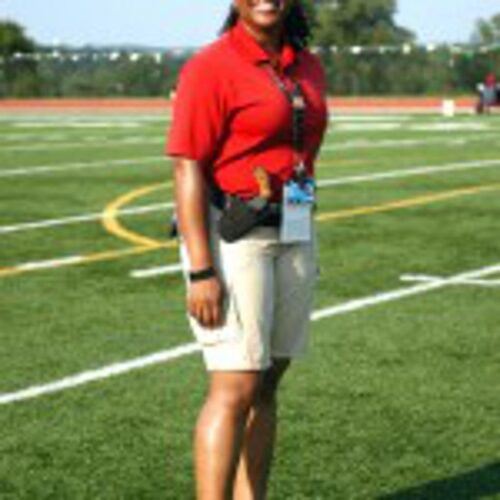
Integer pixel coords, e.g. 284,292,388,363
233,0,294,33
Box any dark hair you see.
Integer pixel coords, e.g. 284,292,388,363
220,2,311,51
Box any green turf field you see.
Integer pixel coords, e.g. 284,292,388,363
1,110,499,499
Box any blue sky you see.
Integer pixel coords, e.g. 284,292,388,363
1,0,500,47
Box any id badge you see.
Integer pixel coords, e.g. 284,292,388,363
280,178,315,243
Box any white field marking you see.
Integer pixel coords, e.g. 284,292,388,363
329,115,413,122
321,133,498,150
0,202,174,235
0,131,160,146
0,117,490,148
310,262,500,321
0,132,495,178
0,156,164,178
0,115,170,123
0,137,163,152
336,121,494,132
329,107,475,116
318,158,500,187
12,122,146,129
1,261,499,406
0,344,201,405
17,255,85,272
411,122,489,131
333,123,403,131
0,132,69,142
0,132,116,143
400,274,500,287
130,263,183,279
2,157,500,238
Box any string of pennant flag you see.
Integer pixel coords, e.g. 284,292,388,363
1,42,499,64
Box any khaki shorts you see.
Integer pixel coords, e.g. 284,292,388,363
180,211,317,371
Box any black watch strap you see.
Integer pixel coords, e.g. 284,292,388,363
189,266,216,283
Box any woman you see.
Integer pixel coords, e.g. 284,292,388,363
167,1,327,498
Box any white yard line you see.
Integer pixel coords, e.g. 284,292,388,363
2,157,500,237
1,261,498,406
0,156,164,177
0,115,169,123
330,115,413,122
0,131,157,143
318,158,500,187
0,202,174,235
0,344,201,406
321,133,497,150
400,274,500,287
131,264,183,279
311,262,500,321
12,122,148,129
0,132,497,178
17,255,85,272
0,137,163,152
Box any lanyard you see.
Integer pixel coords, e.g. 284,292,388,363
265,65,307,181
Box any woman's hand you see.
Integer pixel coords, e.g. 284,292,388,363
173,157,225,328
188,276,225,329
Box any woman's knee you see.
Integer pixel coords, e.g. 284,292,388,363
207,372,262,413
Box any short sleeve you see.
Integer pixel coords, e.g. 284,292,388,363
167,55,228,164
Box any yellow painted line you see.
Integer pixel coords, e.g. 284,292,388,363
101,182,171,247
1,182,500,279
316,183,500,222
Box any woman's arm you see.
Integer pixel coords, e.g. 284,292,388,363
173,157,224,329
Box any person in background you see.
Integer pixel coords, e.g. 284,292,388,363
167,1,327,498
478,72,497,114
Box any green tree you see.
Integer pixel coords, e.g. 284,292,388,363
0,21,39,96
471,13,500,45
313,0,415,48
0,21,35,57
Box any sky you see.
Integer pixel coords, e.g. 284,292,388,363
1,1,500,48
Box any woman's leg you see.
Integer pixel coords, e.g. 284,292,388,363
233,359,291,500
195,370,262,500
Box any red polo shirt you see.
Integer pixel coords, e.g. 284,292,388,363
167,21,328,200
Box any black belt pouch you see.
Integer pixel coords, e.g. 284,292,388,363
218,197,267,243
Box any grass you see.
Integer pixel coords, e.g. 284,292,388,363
0,110,499,499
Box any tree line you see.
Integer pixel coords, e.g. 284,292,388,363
1,1,499,98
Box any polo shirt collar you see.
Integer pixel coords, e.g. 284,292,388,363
228,20,296,70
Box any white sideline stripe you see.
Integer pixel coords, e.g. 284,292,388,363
18,255,84,271
400,274,500,287
0,131,495,178
331,115,413,122
1,262,499,406
13,122,147,129
131,264,183,279
0,115,170,123
0,137,163,152
310,263,500,320
0,131,157,143
321,133,498,151
0,156,163,177
0,344,201,405
318,158,500,187
2,157,500,237
0,202,174,235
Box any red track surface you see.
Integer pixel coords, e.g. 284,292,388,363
0,97,476,113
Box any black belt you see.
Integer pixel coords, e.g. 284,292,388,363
210,188,281,228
